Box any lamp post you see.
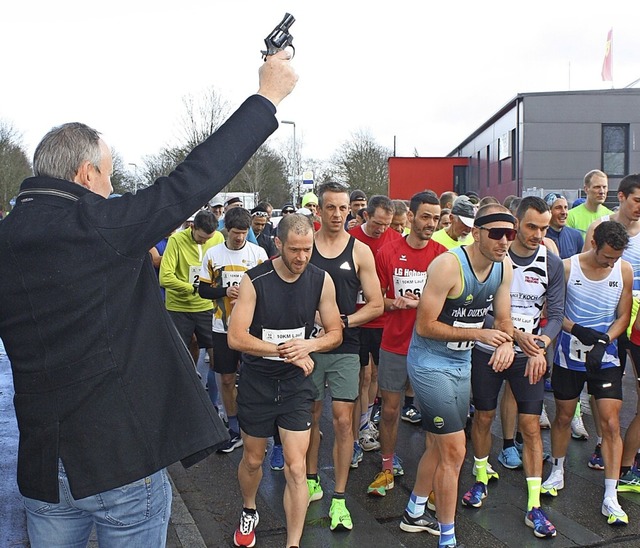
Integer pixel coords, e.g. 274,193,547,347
128,163,138,194
281,120,298,204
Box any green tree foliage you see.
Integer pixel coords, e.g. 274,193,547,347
331,130,390,196
0,121,31,213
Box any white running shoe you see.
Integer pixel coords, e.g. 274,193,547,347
541,469,564,497
571,414,589,440
601,496,629,526
539,405,551,429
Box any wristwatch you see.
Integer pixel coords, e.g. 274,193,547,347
340,314,349,328
535,339,547,350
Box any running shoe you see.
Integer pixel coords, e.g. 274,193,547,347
401,404,422,424
498,446,523,469
307,477,323,502
370,402,381,425
218,430,243,454
359,426,381,452
350,441,364,469
233,508,259,547
269,444,284,471
617,468,640,493
601,496,628,526
461,481,487,508
367,420,380,439
634,452,640,471
525,507,557,538
399,508,439,535
539,405,551,429
473,461,500,481
588,443,605,470
514,439,524,455
541,469,564,497
393,454,405,476
329,498,353,531
367,470,394,496
571,414,589,440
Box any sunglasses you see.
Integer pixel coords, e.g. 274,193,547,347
282,209,295,214
478,226,517,241
252,211,269,218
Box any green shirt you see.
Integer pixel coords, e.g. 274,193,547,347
431,228,474,250
566,203,613,240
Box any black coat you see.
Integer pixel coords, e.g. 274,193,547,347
0,95,277,502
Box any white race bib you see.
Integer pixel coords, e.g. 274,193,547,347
188,265,200,285
446,320,483,351
262,326,306,361
569,335,593,362
512,313,535,334
221,270,244,288
393,272,427,299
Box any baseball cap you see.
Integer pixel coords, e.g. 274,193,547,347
543,192,566,207
301,192,318,208
350,190,367,202
451,196,476,228
282,203,295,213
224,196,242,208
209,199,224,207
296,207,312,216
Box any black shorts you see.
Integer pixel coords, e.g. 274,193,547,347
168,310,213,348
359,327,383,366
236,366,315,438
551,364,623,401
471,349,544,415
212,331,241,375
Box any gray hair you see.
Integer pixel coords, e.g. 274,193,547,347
33,122,102,182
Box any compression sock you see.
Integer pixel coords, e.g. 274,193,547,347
406,492,428,518
474,456,489,485
228,415,239,434
526,477,542,510
439,522,456,547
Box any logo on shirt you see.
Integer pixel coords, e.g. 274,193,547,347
524,275,539,284
572,279,583,286
340,261,351,270
433,416,445,429
464,294,474,306
486,294,494,303
399,254,407,262
609,281,619,288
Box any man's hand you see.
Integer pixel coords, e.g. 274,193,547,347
278,337,314,362
476,329,513,348
524,353,547,385
488,341,515,372
226,285,240,300
391,294,420,310
515,331,546,358
258,50,298,107
585,340,608,375
290,355,315,376
571,324,608,346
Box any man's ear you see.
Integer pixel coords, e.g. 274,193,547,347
73,161,92,189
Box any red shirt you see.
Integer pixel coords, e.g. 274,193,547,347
377,236,446,354
349,225,403,328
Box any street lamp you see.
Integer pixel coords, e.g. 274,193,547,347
281,120,298,204
128,163,138,194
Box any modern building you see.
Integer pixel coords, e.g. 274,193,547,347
446,88,640,202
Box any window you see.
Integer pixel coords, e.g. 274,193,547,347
602,124,628,177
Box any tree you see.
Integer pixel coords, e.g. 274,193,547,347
0,120,31,213
331,130,391,197
110,148,138,195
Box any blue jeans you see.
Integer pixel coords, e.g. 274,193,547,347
24,461,172,548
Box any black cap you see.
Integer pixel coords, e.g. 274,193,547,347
225,196,242,207
282,203,295,213
350,190,367,202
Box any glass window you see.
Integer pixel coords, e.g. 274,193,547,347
602,124,628,177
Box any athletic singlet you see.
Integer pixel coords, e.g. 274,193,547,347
242,260,325,379
476,245,548,356
555,254,622,371
601,215,640,297
407,246,504,370
310,236,360,354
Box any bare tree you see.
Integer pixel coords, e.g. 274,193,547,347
179,86,230,150
331,130,391,196
0,120,31,213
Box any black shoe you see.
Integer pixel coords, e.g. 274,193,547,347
399,509,439,535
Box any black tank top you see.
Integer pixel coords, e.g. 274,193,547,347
243,260,325,378
311,236,361,354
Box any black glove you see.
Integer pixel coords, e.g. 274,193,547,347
571,324,608,346
585,339,608,375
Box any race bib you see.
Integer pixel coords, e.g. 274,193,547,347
221,270,245,288
262,326,306,361
569,336,593,362
446,320,483,351
393,272,427,299
188,265,200,285
512,313,535,333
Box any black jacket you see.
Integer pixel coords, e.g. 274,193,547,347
0,95,278,502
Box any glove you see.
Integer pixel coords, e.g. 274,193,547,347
585,339,608,375
571,324,608,346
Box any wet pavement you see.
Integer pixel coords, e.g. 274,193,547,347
2,336,640,547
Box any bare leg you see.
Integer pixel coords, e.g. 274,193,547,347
237,433,268,509
332,401,356,492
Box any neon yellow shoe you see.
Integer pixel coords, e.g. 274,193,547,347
329,498,353,530
307,477,323,502
602,497,628,526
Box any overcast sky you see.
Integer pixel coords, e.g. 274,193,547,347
1,1,637,174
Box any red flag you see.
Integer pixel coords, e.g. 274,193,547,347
601,28,613,81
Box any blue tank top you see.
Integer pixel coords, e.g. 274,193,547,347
407,246,504,371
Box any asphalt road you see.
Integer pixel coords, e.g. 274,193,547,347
2,338,640,547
